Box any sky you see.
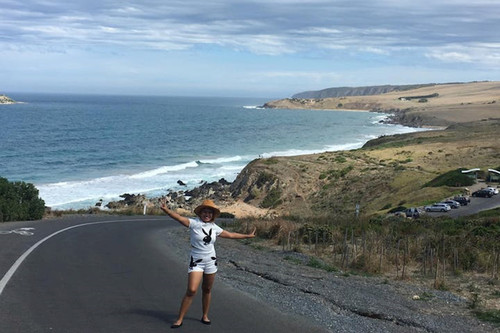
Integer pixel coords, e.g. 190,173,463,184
1,0,499,98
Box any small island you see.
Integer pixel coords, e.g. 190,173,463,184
0,94,16,104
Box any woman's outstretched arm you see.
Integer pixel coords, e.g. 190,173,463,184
219,227,256,239
160,199,190,227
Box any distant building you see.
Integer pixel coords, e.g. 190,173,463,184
488,169,500,182
461,168,480,179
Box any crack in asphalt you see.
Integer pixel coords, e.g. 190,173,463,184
229,259,433,332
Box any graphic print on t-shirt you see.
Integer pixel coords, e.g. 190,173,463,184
202,228,212,245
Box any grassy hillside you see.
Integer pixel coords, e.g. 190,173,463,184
230,119,500,218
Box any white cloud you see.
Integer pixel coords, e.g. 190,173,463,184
2,0,499,56
1,0,499,96
426,44,500,68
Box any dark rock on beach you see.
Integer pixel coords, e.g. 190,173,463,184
106,178,233,211
105,193,146,209
183,178,232,203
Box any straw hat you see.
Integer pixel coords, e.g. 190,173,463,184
194,199,221,221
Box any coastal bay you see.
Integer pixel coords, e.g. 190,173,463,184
0,93,421,210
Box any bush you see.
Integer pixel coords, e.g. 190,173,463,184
256,172,275,187
388,206,407,213
0,177,45,222
424,168,476,187
260,188,283,208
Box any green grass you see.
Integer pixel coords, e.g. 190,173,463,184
423,168,475,188
307,257,338,272
473,309,500,326
284,256,303,265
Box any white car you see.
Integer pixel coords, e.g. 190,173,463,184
486,187,499,195
425,203,451,212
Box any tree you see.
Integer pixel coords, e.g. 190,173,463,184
0,177,45,222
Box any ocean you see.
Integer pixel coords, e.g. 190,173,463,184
0,93,425,209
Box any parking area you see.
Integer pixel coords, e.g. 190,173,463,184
421,182,500,218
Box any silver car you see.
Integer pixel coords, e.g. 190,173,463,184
442,200,460,209
425,203,451,212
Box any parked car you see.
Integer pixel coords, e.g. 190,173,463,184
453,196,470,205
472,189,493,198
425,203,451,212
405,207,424,218
442,200,460,209
486,186,499,195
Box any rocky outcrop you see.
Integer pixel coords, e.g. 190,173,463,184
0,94,16,104
184,178,232,203
105,193,147,209
106,178,234,212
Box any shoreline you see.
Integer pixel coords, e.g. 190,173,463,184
81,118,428,215
45,117,425,212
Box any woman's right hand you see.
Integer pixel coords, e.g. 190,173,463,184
159,199,190,227
159,198,169,212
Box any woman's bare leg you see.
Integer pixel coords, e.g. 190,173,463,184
201,273,216,322
172,272,203,326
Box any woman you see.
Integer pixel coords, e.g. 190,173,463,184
160,198,256,329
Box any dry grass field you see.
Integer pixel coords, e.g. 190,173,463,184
265,81,500,127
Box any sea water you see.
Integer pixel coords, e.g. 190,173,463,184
0,93,425,209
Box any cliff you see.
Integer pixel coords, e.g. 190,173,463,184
292,83,436,99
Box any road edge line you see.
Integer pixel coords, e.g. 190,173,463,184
0,218,161,296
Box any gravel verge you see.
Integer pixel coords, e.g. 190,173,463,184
161,225,498,333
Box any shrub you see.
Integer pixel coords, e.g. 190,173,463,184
335,156,347,163
0,177,45,222
263,158,279,165
256,172,275,187
260,188,283,208
388,206,406,213
219,212,235,218
424,169,476,187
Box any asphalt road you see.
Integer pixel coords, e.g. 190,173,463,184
0,216,327,333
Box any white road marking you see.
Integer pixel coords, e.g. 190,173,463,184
0,218,162,296
0,228,35,236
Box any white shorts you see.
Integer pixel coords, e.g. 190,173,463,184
188,255,218,274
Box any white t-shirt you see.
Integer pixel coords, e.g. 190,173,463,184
188,218,224,258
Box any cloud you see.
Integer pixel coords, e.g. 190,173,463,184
1,0,499,96
2,0,499,58
426,44,500,68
